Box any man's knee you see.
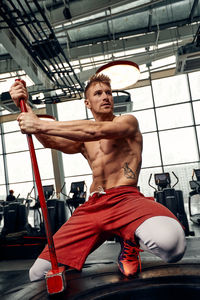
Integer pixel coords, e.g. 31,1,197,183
161,228,186,263
150,221,186,263
136,216,186,263
29,258,51,282
29,265,40,282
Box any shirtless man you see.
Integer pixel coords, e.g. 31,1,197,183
9,74,186,281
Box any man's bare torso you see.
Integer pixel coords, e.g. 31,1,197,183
82,118,143,193
10,80,143,194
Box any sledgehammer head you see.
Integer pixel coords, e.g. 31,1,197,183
45,266,66,295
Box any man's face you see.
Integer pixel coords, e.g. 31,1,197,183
85,82,114,115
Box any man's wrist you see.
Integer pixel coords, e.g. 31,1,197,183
36,115,56,135
37,119,46,134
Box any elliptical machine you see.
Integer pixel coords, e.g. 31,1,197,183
188,169,200,225
61,181,87,216
149,172,194,236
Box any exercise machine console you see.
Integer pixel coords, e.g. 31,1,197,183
188,169,200,225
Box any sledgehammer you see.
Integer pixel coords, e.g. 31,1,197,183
16,79,66,295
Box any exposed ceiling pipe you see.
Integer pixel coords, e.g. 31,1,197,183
23,0,74,96
64,17,200,49
32,0,84,91
0,0,84,102
53,0,167,32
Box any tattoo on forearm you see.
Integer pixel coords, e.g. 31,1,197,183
123,162,136,179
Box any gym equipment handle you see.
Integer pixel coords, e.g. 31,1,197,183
15,79,58,271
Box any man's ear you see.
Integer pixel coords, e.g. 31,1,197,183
85,98,91,109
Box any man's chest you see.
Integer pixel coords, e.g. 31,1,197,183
84,139,120,161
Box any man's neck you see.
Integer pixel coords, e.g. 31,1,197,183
93,112,115,122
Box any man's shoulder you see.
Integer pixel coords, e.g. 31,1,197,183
113,114,138,123
114,114,141,138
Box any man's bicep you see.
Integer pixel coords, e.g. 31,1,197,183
35,134,83,154
52,136,83,154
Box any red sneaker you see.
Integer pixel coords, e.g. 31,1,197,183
118,240,143,277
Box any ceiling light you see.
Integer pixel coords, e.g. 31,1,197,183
96,60,140,90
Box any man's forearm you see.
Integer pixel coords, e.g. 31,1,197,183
34,132,56,148
19,112,136,142
34,131,84,154
40,119,126,141
42,120,100,141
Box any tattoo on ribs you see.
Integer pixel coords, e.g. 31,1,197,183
123,162,137,179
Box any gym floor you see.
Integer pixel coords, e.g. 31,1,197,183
0,219,200,299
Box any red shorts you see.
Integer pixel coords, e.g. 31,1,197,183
39,185,177,270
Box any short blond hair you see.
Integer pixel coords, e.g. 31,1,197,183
84,74,111,98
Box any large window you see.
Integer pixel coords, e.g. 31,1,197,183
129,85,153,110
152,74,190,106
57,99,86,121
0,155,5,185
132,109,156,132
35,149,55,180
58,99,89,196
1,120,54,199
196,126,200,146
142,132,161,167
3,120,19,133
62,153,91,178
156,103,193,130
193,101,200,124
159,127,199,164
1,68,200,214
0,135,2,155
6,151,33,183
188,71,200,100
4,131,29,153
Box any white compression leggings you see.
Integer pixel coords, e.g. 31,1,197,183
29,216,186,281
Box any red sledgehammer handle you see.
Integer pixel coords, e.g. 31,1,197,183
15,79,58,271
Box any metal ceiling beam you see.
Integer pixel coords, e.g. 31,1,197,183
32,0,84,93
1,22,197,76
0,37,181,96
65,16,200,48
50,0,185,32
0,56,20,74
148,10,153,32
61,23,198,60
0,107,46,123
49,0,160,26
0,0,199,103
26,0,185,29
51,0,165,32
0,28,52,88
0,0,84,100
189,0,199,21
52,39,188,88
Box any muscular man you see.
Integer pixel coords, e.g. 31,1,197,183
10,74,186,281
